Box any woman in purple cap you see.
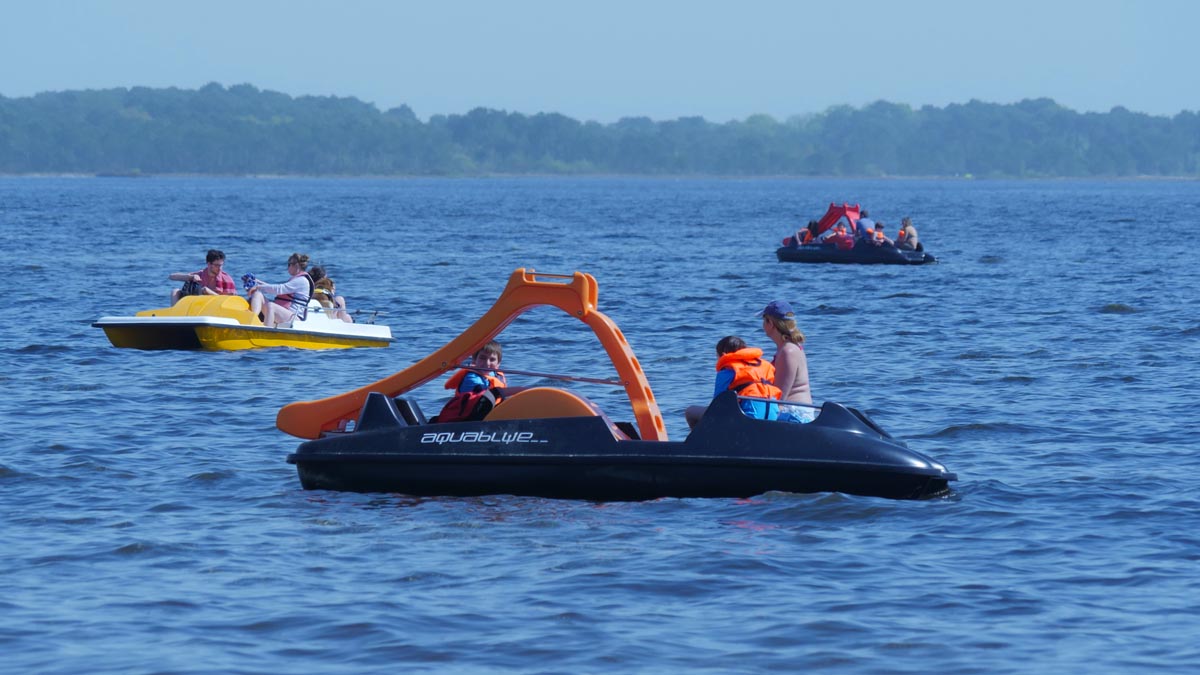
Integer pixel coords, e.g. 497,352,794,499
758,300,813,416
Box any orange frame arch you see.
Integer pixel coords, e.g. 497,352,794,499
276,269,668,441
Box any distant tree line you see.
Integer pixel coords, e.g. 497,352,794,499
1,82,1198,177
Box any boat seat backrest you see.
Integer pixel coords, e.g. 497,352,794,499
393,397,428,426
356,392,407,431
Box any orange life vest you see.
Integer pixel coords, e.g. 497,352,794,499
715,348,782,400
444,368,507,391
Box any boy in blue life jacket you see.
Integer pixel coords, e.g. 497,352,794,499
433,341,509,424
685,335,782,428
444,341,507,393
712,335,782,420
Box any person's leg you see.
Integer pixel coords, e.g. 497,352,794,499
248,290,264,321
263,303,295,328
262,302,281,327
335,295,353,323
170,288,181,305
261,302,279,327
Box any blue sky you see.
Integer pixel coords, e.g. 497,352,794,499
1,0,1195,122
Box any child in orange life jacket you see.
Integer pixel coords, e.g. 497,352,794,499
445,340,508,394
713,335,782,420
869,221,895,247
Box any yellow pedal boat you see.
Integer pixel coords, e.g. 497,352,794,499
93,295,393,351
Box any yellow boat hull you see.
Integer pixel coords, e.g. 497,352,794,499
94,295,392,351
193,324,390,351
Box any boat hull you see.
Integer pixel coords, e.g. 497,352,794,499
193,324,390,351
93,317,391,351
292,452,953,502
776,242,936,265
287,391,956,501
96,320,205,350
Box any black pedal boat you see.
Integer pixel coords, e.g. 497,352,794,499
287,389,955,501
279,269,956,502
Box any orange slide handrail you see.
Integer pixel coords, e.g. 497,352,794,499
276,269,667,441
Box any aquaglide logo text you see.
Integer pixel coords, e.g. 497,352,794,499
420,430,547,445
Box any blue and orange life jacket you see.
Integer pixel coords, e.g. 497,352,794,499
444,368,508,392
435,367,509,424
716,348,782,400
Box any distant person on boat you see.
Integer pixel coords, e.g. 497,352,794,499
856,210,875,241
800,220,819,245
824,222,855,250
168,249,237,304
817,221,844,243
684,335,782,428
445,341,508,393
782,220,820,247
309,266,353,323
869,220,894,247
897,217,922,251
758,300,815,422
246,252,315,328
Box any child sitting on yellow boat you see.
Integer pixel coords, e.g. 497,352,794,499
310,266,353,323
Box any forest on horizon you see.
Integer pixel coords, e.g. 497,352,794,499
1,83,1198,178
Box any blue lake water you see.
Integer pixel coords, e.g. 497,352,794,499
2,176,1198,673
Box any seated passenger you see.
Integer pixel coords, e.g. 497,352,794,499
246,253,315,328
168,249,237,304
897,217,921,251
869,221,894,247
856,210,875,240
827,224,855,251
445,341,507,393
685,335,782,428
782,220,819,248
310,266,353,323
801,220,819,244
434,341,508,423
759,300,815,423
714,335,782,420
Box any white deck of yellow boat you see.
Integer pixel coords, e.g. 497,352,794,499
96,304,391,339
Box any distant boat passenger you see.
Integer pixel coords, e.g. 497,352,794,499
897,217,922,251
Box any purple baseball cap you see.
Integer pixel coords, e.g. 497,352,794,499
756,300,794,319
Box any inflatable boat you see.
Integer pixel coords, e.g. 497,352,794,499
93,294,392,351
776,203,936,265
280,269,955,501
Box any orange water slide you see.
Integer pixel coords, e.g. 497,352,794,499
275,269,667,441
